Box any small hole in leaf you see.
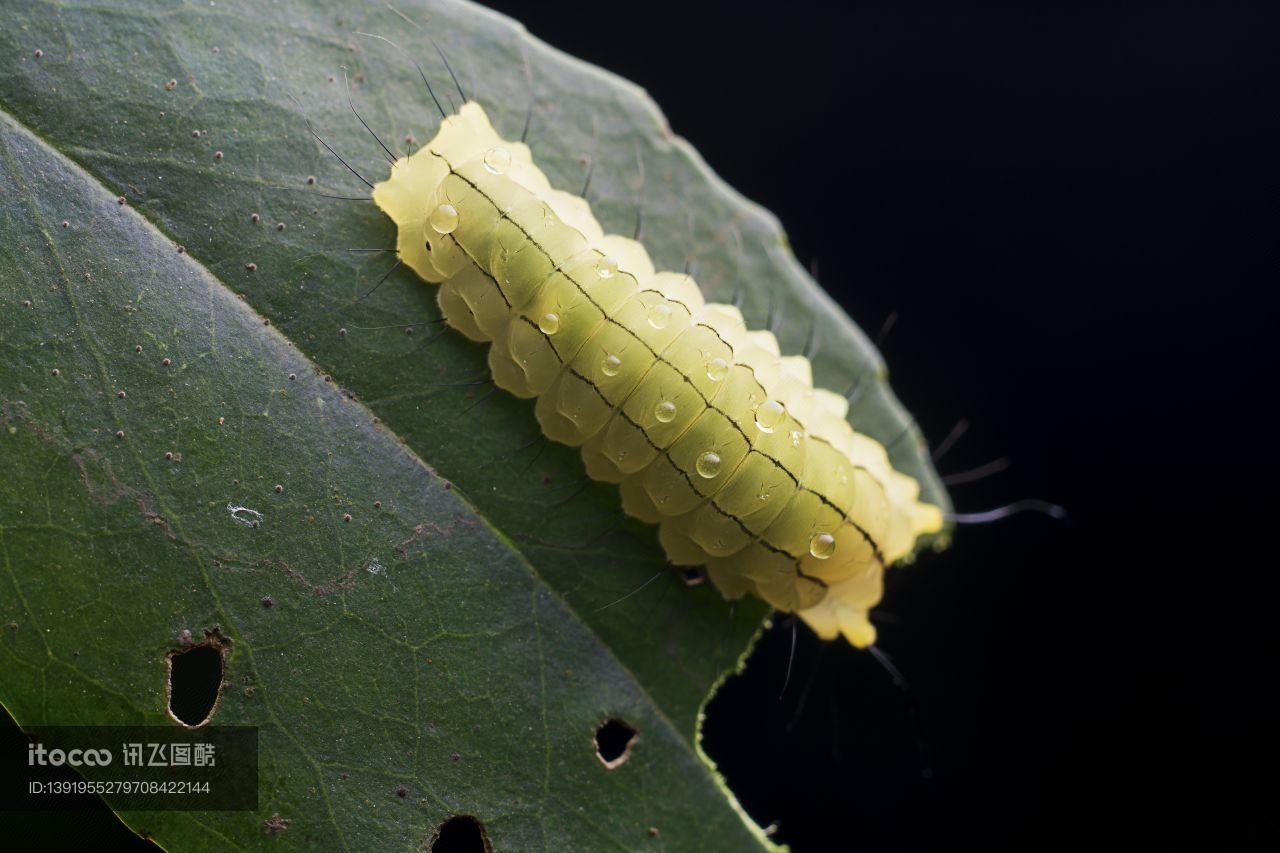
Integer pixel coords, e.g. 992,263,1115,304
594,718,638,769
429,815,491,853
167,640,225,727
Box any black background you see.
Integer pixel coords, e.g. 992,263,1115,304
6,1,1275,849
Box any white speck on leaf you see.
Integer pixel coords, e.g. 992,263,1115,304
227,503,263,528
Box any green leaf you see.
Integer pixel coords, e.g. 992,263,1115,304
0,0,949,848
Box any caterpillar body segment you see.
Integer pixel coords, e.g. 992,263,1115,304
372,102,944,648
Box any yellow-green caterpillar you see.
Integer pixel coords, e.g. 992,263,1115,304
373,102,943,648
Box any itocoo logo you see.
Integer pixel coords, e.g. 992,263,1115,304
28,743,112,766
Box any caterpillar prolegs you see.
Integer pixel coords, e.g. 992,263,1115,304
373,102,944,648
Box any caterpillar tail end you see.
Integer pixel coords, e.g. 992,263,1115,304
796,498,945,649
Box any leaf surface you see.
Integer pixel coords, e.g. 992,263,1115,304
0,0,948,848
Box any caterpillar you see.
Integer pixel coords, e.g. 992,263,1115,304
370,101,945,649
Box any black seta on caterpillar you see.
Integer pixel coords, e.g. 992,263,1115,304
372,103,943,647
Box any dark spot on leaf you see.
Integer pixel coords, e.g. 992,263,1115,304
162,358,171,366
22,300,32,308
164,452,173,461
373,500,381,509
338,772,349,781
50,368,59,377
450,752,460,762
116,390,126,398
429,815,491,853
394,785,408,797
177,245,186,253
34,49,43,58
274,484,284,493
164,78,177,90
338,328,347,337
276,222,286,231
343,513,352,523
680,566,706,587
214,150,223,160
245,262,256,272
594,718,638,769
114,430,124,439
261,596,274,608
60,220,68,228
288,373,296,381
405,326,414,336
250,213,260,223
306,175,316,185
167,632,229,727
134,344,142,353
117,196,126,205
191,130,201,138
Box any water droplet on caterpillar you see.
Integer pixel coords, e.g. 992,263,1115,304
429,203,458,234
647,301,671,329
696,451,722,479
754,399,785,433
654,400,677,423
596,256,618,279
483,146,511,175
809,532,836,559
706,357,729,381
601,354,622,376
790,429,804,448
538,312,561,335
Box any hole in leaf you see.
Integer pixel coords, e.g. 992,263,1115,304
166,636,226,727
429,815,491,853
594,718,638,769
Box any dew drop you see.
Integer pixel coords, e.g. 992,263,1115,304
754,399,786,433
429,203,459,234
601,354,622,376
647,301,671,330
696,451,722,479
810,532,836,559
790,429,804,447
596,255,618,279
654,400,677,423
538,312,561,335
706,357,729,382
483,146,512,175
